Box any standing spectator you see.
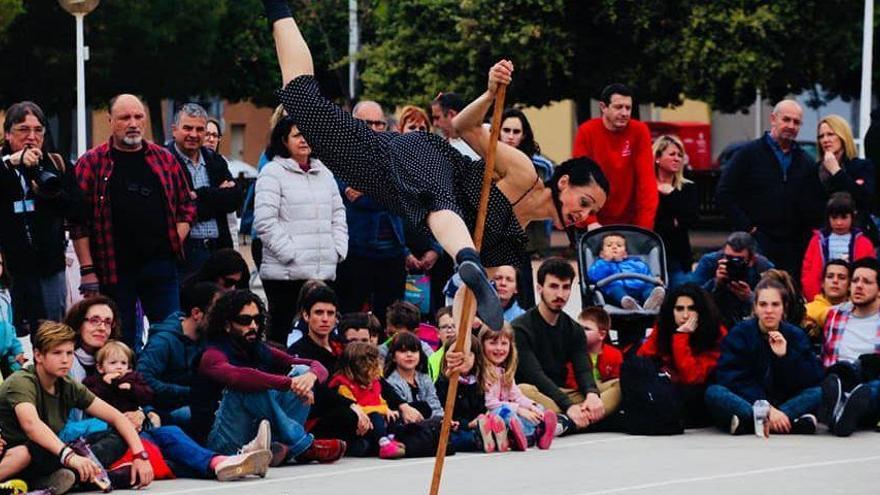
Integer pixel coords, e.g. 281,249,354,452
803,260,850,340
705,278,823,435
0,250,26,375
431,92,480,160
813,115,877,243
691,232,774,329
0,101,83,332
715,99,819,279
801,192,873,301
167,103,242,278
638,284,726,427
335,101,409,320
572,83,658,229
398,105,431,134
71,94,196,351
653,135,698,288
819,257,880,436
513,258,615,434
500,108,554,258
255,116,347,345
203,117,242,250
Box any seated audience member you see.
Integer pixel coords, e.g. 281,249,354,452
286,279,331,347
563,308,622,419
587,233,665,311
191,290,346,464
638,284,726,427
83,340,271,482
479,325,557,451
761,269,807,326
705,278,823,435
803,260,851,340
138,282,221,427
382,332,443,422
378,301,434,359
802,192,874,301
328,343,405,459
64,296,121,382
493,265,527,321
437,337,496,453
513,258,613,434
691,231,774,328
339,312,379,345
819,257,880,436
184,248,250,292
288,286,344,374
428,306,456,381
0,322,154,492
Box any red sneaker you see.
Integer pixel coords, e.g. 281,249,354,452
537,410,557,450
296,439,347,463
508,416,528,451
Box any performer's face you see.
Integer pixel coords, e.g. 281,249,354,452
555,176,607,227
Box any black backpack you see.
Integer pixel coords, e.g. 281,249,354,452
620,355,685,435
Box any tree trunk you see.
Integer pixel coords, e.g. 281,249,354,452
146,95,166,145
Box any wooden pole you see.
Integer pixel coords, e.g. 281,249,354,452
429,84,508,495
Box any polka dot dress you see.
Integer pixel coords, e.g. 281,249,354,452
277,76,529,269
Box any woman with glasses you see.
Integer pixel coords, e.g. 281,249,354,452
0,101,83,334
255,116,348,345
263,1,609,332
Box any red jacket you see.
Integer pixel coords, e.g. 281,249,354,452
637,325,727,385
801,228,874,301
564,342,622,389
572,118,658,229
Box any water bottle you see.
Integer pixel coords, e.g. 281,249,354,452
70,437,113,492
753,400,771,438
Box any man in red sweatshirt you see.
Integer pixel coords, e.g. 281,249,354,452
572,84,658,229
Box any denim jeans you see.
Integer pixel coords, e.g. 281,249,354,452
450,428,481,452
162,406,192,429
207,365,313,457
9,269,66,333
179,238,216,280
103,258,180,353
493,404,538,439
141,425,215,478
705,384,822,432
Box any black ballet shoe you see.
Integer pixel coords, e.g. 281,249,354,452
457,260,504,331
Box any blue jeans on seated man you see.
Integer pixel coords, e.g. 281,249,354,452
141,425,216,478
207,365,313,458
103,257,180,353
161,406,192,429
704,384,822,433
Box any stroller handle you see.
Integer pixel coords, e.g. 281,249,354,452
594,272,664,289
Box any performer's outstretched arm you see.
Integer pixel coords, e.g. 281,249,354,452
266,1,314,86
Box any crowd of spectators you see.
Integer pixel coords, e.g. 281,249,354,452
0,74,878,493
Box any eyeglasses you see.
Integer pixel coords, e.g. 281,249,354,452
362,119,387,131
221,276,239,288
205,132,221,139
86,315,114,327
230,314,265,327
12,126,45,136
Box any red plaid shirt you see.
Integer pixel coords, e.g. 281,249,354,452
70,139,196,285
822,302,880,367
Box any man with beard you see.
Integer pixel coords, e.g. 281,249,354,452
72,94,196,351
512,258,615,435
820,257,880,436
192,289,346,465
803,259,850,340
137,282,222,428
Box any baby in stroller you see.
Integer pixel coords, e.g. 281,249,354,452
588,232,666,311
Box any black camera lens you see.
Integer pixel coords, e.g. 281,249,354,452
36,169,61,195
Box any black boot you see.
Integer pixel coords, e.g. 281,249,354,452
455,248,503,331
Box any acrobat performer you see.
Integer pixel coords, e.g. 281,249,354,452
262,0,609,330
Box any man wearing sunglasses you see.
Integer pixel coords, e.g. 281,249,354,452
0,101,83,334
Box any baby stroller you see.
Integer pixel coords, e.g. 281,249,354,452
577,225,668,347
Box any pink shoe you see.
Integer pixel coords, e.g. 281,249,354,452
489,413,509,452
508,416,528,451
378,436,406,459
476,414,496,453
537,410,557,450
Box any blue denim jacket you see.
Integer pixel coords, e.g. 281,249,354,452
337,180,408,259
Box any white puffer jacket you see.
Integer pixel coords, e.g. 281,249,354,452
255,157,348,281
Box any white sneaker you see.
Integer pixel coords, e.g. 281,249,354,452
643,286,666,312
215,450,272,481
241,419,272,454
620,296,641,310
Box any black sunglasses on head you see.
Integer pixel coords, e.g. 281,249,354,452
230,314,265,326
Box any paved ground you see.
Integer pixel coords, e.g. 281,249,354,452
139,428,878,495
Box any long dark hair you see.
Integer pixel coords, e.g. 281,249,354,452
185,248,250,290
265,116,297,161
501,108,539,158
205,289,267,342
383,331,427,376
547,157,610,244
656,284,722,355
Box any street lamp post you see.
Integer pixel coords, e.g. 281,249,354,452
58,0,100,158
